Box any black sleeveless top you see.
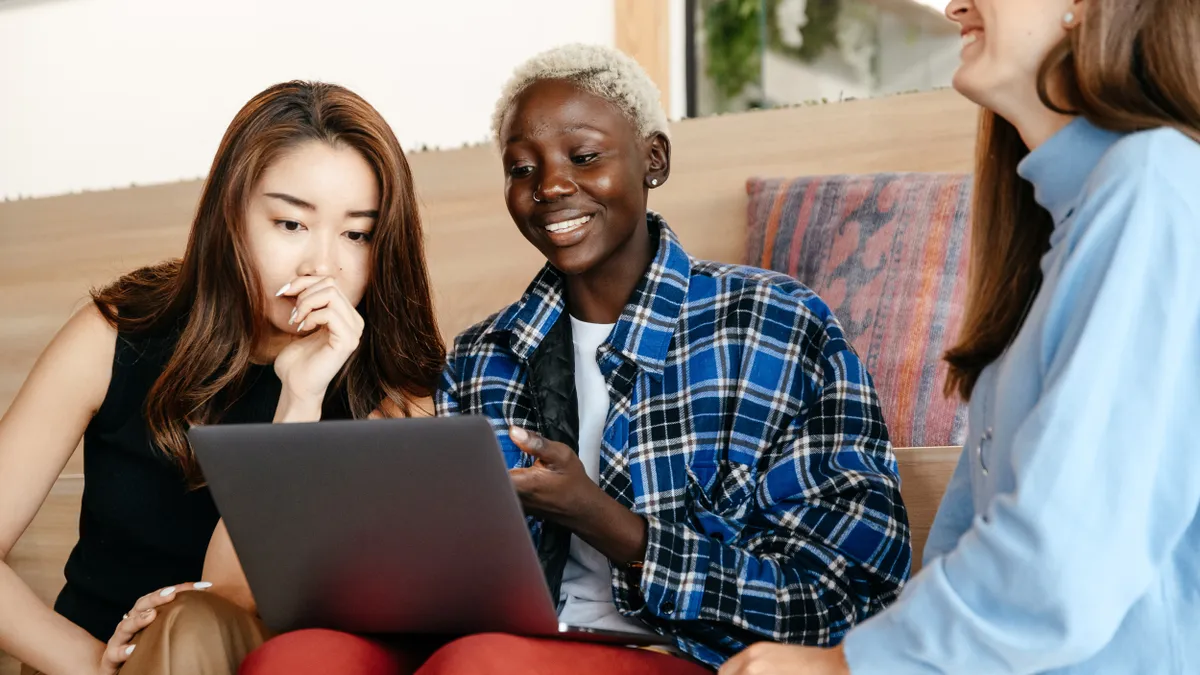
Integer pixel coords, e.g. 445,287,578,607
55,331,348,640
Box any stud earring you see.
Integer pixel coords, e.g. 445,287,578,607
650,178,659,186
1063,10,1075,26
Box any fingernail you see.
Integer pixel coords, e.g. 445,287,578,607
297,321,305,332
160,587,176,597
126,645,137,656
122,613,129,620
275,283,291,297
194,581,213,590
288,308,297,325
510,427,528,442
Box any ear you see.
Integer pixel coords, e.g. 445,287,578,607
1064,0,1086,26
644,132,671,190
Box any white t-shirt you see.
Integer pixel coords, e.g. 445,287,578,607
556,316,655,635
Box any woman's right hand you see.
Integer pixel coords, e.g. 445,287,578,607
97,581,211,674
272,276,365,422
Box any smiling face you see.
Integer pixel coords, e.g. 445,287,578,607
946,0,1078,116
242,139,379,337
499,78,669,278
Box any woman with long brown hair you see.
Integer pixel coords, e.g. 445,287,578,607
0,80,444,675
719,0,1200,673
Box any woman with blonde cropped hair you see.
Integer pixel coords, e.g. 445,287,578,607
241,43,910,675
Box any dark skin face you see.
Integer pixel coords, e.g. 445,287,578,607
500,78,671,324
500,79,672,564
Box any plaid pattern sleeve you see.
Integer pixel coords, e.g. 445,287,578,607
629,341,910,662
436,214,911,668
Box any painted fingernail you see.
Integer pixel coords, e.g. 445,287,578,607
122,613,129,620
289,308,297,325
194,581,213,590
126,645,137,656
297,321,305,332
160,587,176,597
275,283,291,297
510,427,528,442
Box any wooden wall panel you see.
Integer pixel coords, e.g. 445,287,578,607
614,0,673,112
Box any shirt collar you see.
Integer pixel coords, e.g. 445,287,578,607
488,212,691,378
1017,116,1124,227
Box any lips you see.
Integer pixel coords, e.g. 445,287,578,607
544,214,591,234
534,211,596,248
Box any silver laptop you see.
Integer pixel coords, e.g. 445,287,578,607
189,416,672,647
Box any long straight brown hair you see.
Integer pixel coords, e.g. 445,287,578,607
944,0,1200,400
92,81,445,485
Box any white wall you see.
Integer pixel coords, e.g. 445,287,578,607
761,50,871,106
875,12,958,96
667,0,687,122
0,0,615,200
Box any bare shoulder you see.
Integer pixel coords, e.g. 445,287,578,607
370,394,436,420
35,302,119,414
405,396,435,418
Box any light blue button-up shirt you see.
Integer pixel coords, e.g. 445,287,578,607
843,117,1200,673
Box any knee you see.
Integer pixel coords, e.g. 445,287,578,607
419,633,542,673
155,590,244,631
240,629,403,675
158,590,263,643
123,590,267,672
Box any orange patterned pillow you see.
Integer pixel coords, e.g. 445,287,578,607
746,173,972,447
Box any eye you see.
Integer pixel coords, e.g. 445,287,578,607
346,231,373,244
509,164,534,179
571,153,599,165
274,219,305,232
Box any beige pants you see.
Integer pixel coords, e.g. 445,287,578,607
22,591,270,675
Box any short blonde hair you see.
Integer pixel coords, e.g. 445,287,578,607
491,43,670,148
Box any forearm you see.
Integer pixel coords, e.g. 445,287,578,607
202,520,256,615
636,514,862,642
272,391,324,423
565,487,648,565
0,560,103,675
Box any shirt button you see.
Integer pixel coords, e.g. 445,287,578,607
661,600,676,615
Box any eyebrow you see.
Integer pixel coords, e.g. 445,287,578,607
264,192,379,219
563,123,608,135
504,121,612,146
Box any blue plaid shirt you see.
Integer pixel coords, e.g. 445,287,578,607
436,214,910,667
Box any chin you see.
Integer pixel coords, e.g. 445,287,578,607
544,248,600,277
951,65,991,107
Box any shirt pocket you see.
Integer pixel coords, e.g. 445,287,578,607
684,454,756,545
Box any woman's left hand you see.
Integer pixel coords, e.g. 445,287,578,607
718,643,850,675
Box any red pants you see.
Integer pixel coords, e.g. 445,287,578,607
239,629,712,674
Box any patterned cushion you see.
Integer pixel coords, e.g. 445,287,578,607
746,173,972,448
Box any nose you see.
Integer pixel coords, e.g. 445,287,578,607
533,161,578,204
298,231,337,278
945,0,970,22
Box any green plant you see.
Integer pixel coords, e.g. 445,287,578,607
767,0,841,62
703,0,763,104
702,0,848,109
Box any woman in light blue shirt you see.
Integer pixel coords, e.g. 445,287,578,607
720,0,1200,673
